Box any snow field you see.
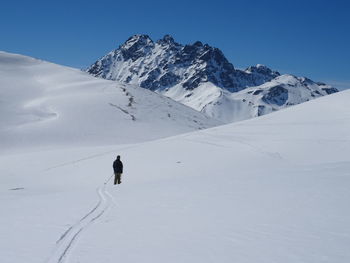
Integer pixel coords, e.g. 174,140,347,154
1,51,349,263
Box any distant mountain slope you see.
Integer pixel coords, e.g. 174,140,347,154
0,51,220,152
188,75,338,122
87,35,338,123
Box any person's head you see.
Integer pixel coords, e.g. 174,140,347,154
117,155,120,160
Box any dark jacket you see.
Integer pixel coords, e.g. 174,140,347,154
113,159,123,173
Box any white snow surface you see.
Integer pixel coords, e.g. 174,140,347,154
0,51,220,153
1,51,350,263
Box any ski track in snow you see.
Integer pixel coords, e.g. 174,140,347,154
46,182,115,263
43,146,136,263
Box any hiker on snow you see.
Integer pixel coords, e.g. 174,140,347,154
113,155,123,185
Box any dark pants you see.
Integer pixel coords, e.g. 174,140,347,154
114,173,122,185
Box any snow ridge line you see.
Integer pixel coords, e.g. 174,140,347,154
46,184,114,263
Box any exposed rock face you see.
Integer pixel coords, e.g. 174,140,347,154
87,34,338,123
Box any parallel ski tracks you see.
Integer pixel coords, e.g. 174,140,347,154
46,183,115,263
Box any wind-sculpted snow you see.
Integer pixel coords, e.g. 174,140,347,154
87,35,338,123
0,51,220,152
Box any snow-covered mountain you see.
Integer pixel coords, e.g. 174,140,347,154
87,34,338,122
0,51,220,152
87,35,280,92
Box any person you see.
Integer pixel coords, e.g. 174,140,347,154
113,155,123,185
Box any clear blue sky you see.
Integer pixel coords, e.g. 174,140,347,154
1,0,349,89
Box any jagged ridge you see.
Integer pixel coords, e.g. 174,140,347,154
87,34,280,92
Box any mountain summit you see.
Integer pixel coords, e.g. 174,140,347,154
87,34,337,122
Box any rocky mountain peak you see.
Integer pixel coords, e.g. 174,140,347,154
87,35,288,92
120,34,154,61
122,34,153,48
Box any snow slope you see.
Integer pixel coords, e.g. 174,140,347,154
0,51,220,153
1,88,349,263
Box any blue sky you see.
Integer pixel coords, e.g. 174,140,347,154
1,0,349,89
